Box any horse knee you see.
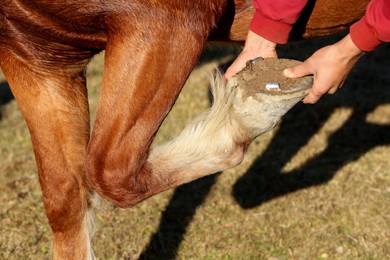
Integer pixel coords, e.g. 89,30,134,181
85,153,144,208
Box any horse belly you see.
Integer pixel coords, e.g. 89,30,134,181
0,0,107,71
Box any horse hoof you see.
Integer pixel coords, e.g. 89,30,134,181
228,58,313,137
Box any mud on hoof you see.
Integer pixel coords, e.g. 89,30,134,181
224,58,313,138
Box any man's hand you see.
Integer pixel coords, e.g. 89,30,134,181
224,30,277,80
283,34,364,104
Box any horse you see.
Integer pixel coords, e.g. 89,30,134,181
0,0,369,258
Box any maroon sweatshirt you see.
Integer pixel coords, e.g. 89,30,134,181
249,0,390,51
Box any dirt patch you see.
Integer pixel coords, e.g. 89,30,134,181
236,58,313,98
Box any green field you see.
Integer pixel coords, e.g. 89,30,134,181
1,35,389,259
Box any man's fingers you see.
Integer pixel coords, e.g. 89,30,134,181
224,52,249,80
302,83,328,104
225,48,278,81
224,61,244,81
328,86,339,94
303,91,321,104
224,67,236,81
224,60,240,81
283,62,313,79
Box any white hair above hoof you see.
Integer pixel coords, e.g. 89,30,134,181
149,58,313,185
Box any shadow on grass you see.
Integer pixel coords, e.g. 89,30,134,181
139,38,390,259
233,42,390,208
233,97,390,208
139,174,219,260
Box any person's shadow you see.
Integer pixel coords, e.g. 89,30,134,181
232,39,390,208
233,83,390,208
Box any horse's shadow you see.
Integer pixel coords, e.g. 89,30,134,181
139,36,390,259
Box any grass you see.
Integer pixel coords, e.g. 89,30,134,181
0,35,389,259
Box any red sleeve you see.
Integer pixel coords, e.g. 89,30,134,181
350,0,390,51
249,0,308,44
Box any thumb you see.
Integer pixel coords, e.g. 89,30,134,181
224,57,247,81
224,64,242,81
283,62,313,79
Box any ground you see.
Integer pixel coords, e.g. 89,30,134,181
0,33,389,259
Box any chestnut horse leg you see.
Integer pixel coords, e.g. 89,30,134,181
1,54,93,259
85,13,227,207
